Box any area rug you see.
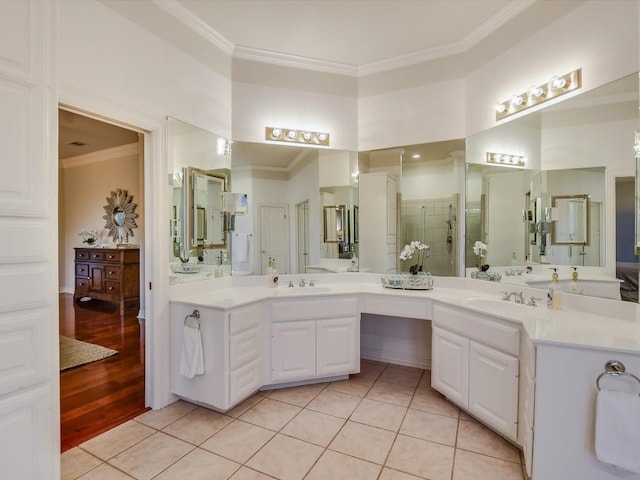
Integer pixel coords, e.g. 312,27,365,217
59,335,118,371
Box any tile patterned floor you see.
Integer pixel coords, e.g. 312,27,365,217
62,360,526,480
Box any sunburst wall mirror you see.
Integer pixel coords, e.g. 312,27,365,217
103,188,139,244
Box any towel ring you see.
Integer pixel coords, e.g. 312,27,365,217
596,360,640,395
184,309,201,328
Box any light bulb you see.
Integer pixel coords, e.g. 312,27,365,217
495,103,506,113
510,95,523,107
550,75,567,89
529,85,544,98
287,130,297,140
271,128,282,138
318,133,327,142
302,132,312,141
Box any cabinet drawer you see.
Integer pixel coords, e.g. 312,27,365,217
433,304,519,356
75,250,90,261
105,266,121,280
75,278,89,295
230,358,261,406
88,251,105,262
271,297,358,321
229,303,263,335
105,251,121,262
230,326,260,370
75,263,89,278
362,294,430,320
105,281,120,296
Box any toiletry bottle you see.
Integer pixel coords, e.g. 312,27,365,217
267,258,279,288
525,254,532,273
510,252,519,274
215,255,222,277
568,267,583,295
547,268,563,310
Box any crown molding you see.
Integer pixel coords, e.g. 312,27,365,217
60,143,139,169
233,46,359,76
152,0,234,55
157,0,535,77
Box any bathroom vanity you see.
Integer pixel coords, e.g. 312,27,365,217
170,274,640,480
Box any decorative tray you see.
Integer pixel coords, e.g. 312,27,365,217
381,271,433,290
171,263,201,274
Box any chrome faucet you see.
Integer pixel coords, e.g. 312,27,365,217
501,291,525,304
299,278,307,287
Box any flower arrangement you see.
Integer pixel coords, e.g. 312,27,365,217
400,241,429,274
79,228,99,245
473,241,489,271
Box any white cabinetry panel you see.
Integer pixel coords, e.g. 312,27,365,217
230,358,261,405
317,317,358,376
271,320,316,382
469,341,519,439
432,326,469,406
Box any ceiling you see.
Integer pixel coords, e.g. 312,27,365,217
62,1,586,165
59,110,139,160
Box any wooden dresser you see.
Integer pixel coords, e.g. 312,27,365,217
74,247,140,315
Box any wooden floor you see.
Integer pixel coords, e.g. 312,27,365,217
59,293,147,452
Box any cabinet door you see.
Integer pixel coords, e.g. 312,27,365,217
431,326,469,406
88,264,105,293
317,317,358,377
271,320,316,382
469,341,519,439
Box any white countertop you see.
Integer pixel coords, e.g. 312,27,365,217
170,273,640,354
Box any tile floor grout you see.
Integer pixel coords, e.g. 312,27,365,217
63,360,525,480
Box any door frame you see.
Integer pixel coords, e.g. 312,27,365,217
57,93,167,411
295,199,310,274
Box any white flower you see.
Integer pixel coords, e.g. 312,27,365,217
79,228,99,243
473,241,487,257
399,241,429,261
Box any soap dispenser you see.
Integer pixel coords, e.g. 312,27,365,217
547,268,563,310
568,267,583,295
267,258,279,288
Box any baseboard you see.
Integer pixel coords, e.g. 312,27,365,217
361,345,431,370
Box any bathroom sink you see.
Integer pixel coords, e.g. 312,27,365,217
277,287,332,295
463,297,527,315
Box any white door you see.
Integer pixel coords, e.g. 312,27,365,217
431,327,469,407
259,204,289,274
317,317,359,376
468,341,519,439
0,2,59,478
271,321,316,382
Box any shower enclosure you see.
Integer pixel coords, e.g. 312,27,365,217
400,196,458,276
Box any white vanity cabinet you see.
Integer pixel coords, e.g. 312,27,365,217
171,301,264,411
432,304,520,440
270,297,360,383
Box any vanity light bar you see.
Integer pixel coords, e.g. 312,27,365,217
486,152,526,168
495,68,582,121
265,127,330,146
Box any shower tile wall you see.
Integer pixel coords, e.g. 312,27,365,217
401,197,457,276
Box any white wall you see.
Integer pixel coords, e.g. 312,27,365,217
402,159,456,201
465,1,639,138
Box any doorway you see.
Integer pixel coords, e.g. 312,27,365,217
258,203,290,274
58,108,146,450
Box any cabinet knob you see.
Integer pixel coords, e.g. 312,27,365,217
108,286,114,291
92,254,98,258
109,271,115,275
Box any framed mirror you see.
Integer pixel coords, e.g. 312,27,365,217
102,188,138,243
551,194,590,245
188,167,227,249
324,205,347,243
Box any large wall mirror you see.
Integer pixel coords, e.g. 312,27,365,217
465,72,638,299
231,142,358,275
167,117,231,282
358,140,465,276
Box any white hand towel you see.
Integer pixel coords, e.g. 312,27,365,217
595,389,640,473
233,233,249,262
180,318,204,379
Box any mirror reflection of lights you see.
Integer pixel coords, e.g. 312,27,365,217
486,151,526,168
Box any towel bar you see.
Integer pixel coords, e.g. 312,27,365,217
596,360,640,395
184,309,200,328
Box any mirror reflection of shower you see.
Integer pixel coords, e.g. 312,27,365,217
401,196,458,276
